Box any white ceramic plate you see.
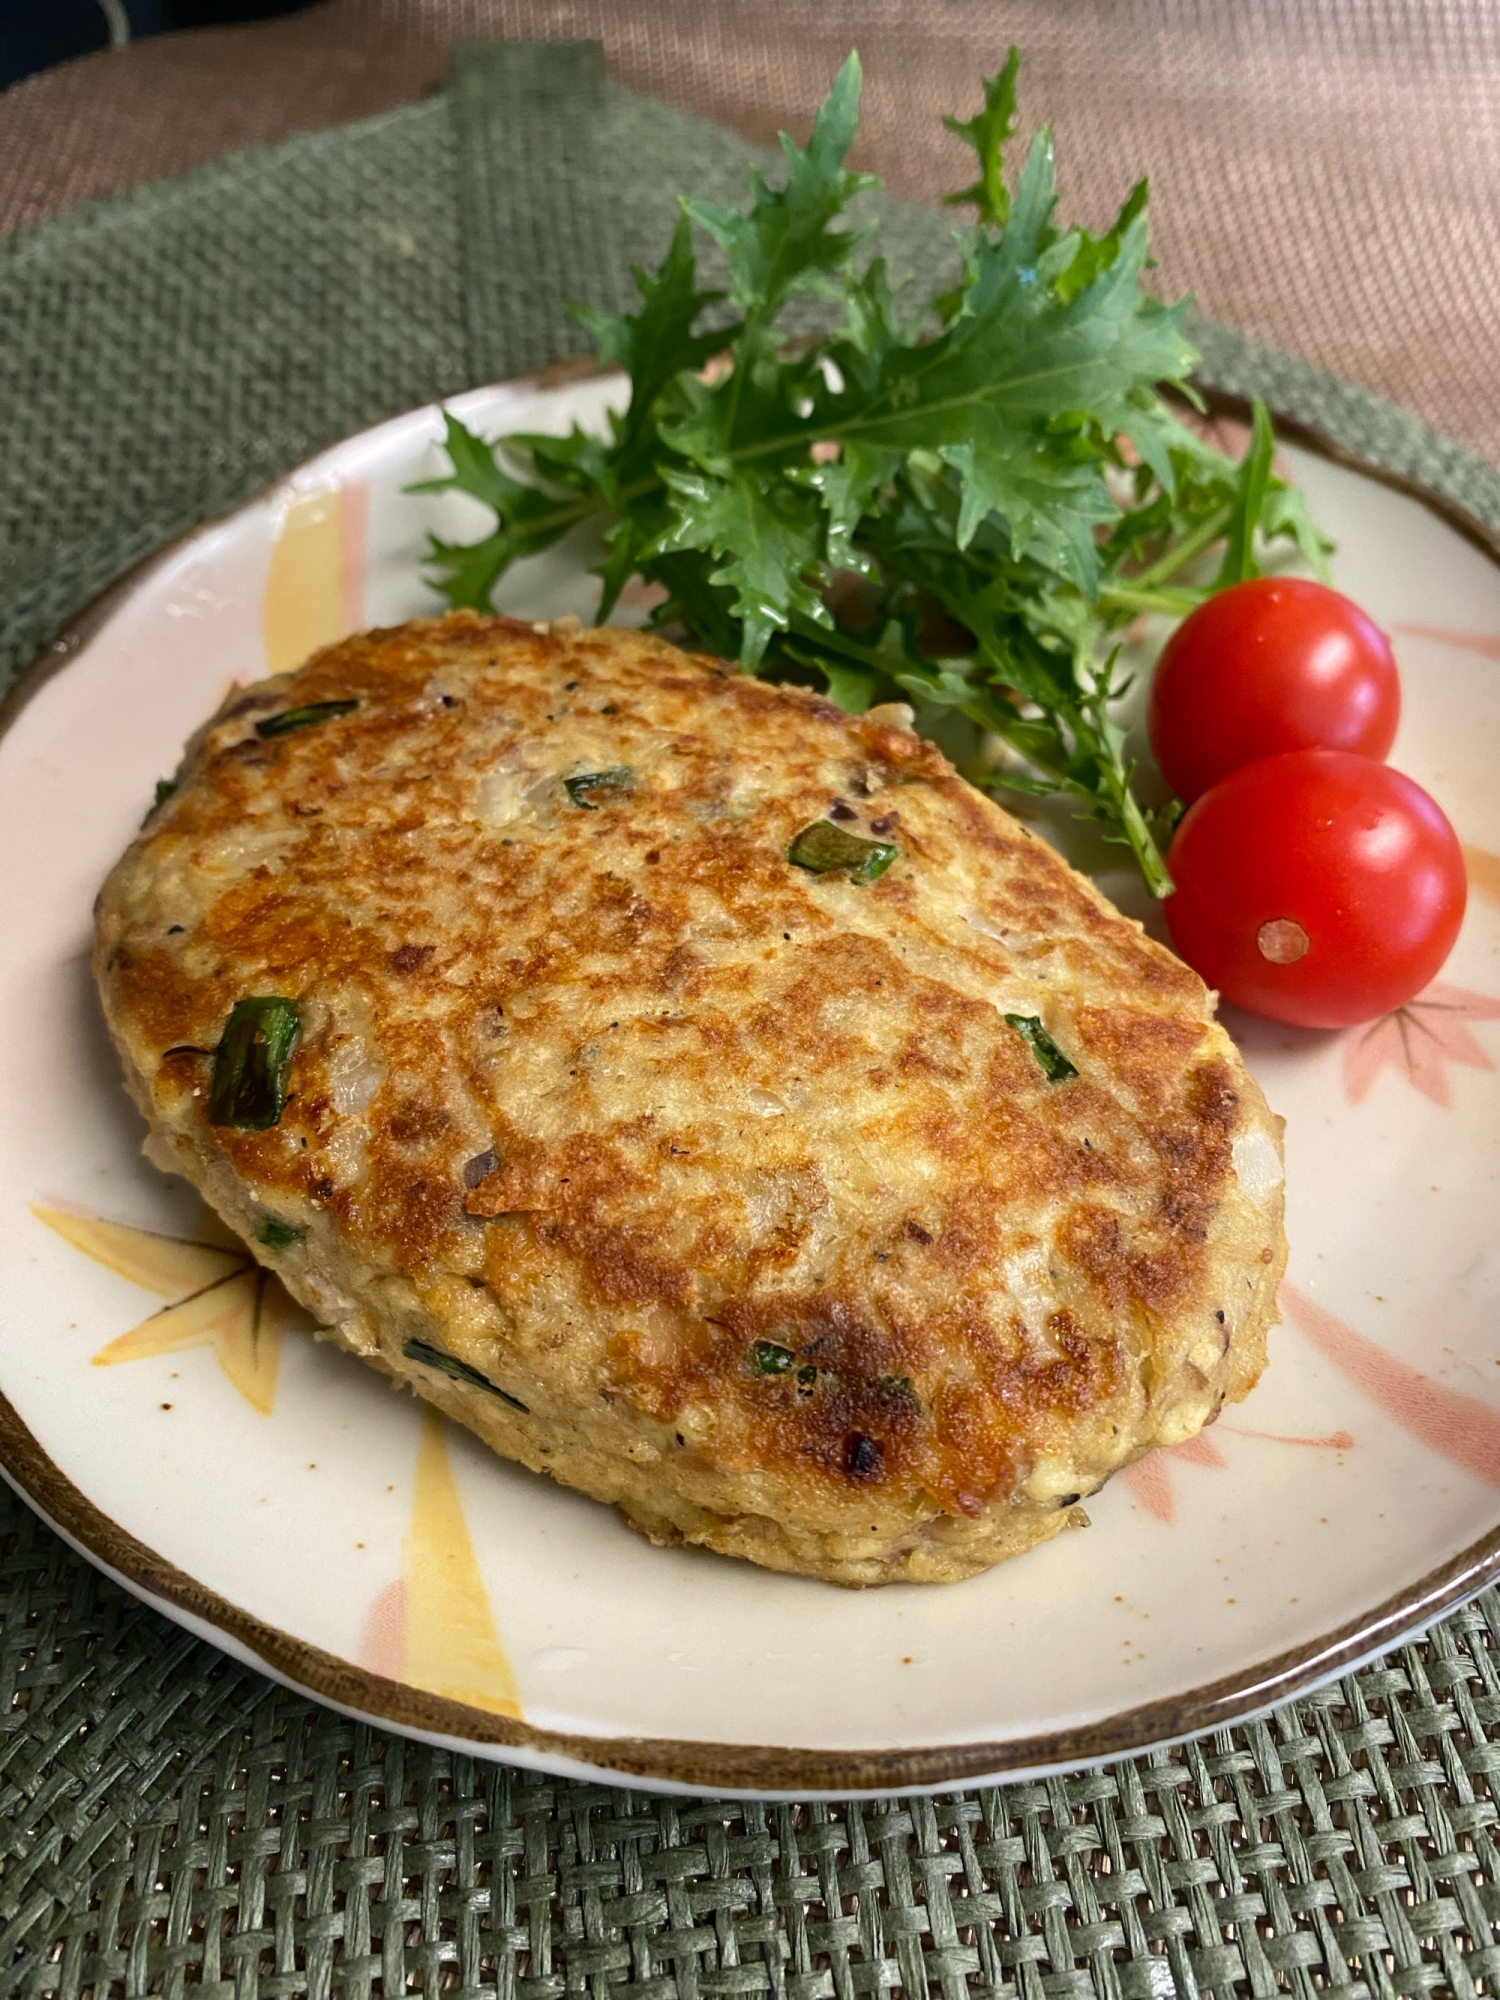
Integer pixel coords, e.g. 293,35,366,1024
4,372,1500,1799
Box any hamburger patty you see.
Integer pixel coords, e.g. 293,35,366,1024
95,612,1286,1584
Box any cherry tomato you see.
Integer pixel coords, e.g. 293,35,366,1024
1164,750,1465,1028
1149,577,1400,801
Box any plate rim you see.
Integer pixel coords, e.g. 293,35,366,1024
8,1386,1500,1795
4,369,1499,1797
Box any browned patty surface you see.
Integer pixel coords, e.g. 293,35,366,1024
95,612,1285,1583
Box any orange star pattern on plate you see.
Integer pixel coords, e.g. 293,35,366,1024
32,1202,314,1413
357,1410,521,1718
1463,844,1500,910
1119,1423,1355,1525
1342,982,1500,1109
1396,625,1500,663
1119,1432,1226,1524
1281,1284,1500,1488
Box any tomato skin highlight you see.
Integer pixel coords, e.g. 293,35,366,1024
1148,577,1400,801
1163,750,1466,1029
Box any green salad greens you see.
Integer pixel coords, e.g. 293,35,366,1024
414,50,1327,894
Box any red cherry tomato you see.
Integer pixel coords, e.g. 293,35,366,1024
1164,750,1466,1028
1149,577,1400,801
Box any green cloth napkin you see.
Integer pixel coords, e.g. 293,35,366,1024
3,38,1498,698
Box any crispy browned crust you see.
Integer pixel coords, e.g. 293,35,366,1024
94,612,1285,1584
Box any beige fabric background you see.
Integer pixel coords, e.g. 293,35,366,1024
3,0,1498,462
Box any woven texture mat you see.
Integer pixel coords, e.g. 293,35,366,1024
6,28,1500,1997
4,0,1500,470
11,1482,1500,1998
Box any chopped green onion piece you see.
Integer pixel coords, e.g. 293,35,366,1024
797,1364,818,1388
751,1341,794,1375
141,777,177,827
256,699,358,739
208,996,300,1129
403,1337,529,1412
787,820,898,884
255,1218,303,1251
1004,1013,1078,1083
563,766,632,808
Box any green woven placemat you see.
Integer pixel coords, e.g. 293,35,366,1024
7,36,1497,699
6,40,1500,1996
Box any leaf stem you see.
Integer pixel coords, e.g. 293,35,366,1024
1098,582,1201,618
1130,502,1232,588
1111,776,1175,897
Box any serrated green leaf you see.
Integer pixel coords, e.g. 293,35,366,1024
836,257,908,376
794,149,1196,569
1052,177,1148,304
652,465,829,669
893,661,984,712
983,767,1063,798
1262,477,1335,580
684,52,875,322
403,44,1325,900
938,426,1116,585
639,549,745,658
510,424,615,498
423,530,513,612
414,413,591,611
568,214,725,468
593,515,648,625
408,410,523,513
942,48,1020,227
793,439,900,569
815,658,882,711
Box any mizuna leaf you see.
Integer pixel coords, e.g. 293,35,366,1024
938,425,1116,584
652,465,830,669
413,412,587,609
409,47,1326,897
1052,176,1149,304
683,52,875,322
568,213,725,472
793,439,899,570
942,49,1021,228
408,410,527,514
